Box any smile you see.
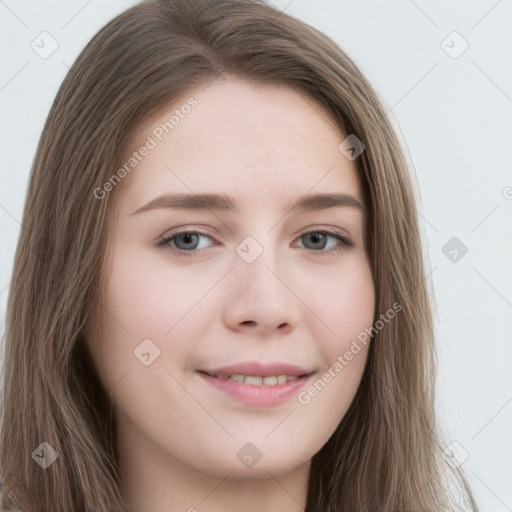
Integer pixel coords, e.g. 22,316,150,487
197,370,315,407
199,371,302,386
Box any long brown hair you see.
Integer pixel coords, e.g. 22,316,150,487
0,0,479,510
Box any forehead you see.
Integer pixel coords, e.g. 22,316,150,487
115,79,363,213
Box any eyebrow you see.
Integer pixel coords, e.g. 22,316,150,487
131,192,365,215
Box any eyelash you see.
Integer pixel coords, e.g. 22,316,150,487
155,227,354,257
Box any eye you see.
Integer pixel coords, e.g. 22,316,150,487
297,228,353,256
155,229,214,256
155,227,353,257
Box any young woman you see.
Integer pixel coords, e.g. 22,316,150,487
0,0,479,510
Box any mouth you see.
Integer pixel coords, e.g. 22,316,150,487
197,370,312,386
196,364,316,407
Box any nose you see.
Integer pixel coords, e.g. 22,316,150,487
220,240,302,336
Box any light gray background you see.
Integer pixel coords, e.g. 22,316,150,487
1,1,511,510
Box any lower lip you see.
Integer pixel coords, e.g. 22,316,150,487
198,372,313,407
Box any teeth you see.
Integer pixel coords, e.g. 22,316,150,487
225,374,300,386
277,375,287,384
244,375,263,386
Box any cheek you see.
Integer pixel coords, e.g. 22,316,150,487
103,247,213,337
294,255,374,412
303,255,375,345
92,247,219,389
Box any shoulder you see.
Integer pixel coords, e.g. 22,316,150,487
0,481,25,512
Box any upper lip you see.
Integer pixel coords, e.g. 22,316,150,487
199,361,314,378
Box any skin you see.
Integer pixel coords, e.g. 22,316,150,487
86,78,375,512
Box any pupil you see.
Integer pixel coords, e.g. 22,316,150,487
179,234,197,249
308,232,325,249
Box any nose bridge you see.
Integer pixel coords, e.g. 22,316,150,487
235,231,284,294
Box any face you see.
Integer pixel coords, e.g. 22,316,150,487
87,78,375,484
